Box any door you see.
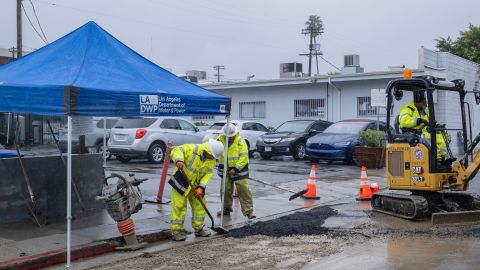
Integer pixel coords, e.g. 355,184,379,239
159,119,186,146
178,119,203,144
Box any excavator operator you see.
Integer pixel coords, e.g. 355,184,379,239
398,90,447,161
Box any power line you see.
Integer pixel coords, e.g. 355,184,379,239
319,55,341,71
28,0,48,43
21,2,48,44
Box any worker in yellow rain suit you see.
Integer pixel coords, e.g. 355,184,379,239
398,90,447,160
168,139,224,241
217,123,255,219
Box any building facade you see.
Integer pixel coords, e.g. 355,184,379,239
199,48,480,156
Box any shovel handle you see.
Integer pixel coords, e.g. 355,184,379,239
179,168,216,227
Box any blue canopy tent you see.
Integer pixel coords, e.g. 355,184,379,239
0,21,231,268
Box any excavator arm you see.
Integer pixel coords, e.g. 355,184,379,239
451,132,480,191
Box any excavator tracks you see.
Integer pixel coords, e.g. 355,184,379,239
371,193,430,220
372,192,480,224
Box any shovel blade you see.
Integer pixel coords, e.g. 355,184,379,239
289,189,308,201
432,210,480,225
211,226,229,234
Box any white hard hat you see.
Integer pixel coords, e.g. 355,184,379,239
222,123,237,138
207,139,224,159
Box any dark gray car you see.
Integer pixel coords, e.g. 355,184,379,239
256,119,332,160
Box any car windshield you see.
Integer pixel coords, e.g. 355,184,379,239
275,121,312,133
114,118,156,129
208,122,237,130
324,122,368,134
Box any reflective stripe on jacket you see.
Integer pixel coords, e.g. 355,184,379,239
168,143,215,196
217,133,249,181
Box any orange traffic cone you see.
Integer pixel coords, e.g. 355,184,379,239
302,165,320,200
357,166,373,200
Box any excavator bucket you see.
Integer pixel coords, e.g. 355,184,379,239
431,210,480,225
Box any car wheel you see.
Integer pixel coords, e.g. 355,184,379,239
96,143,112,160
260,152,272,160
116,155,131,163
293,142,306,160
148,142,166,164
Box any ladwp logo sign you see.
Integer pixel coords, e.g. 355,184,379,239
140,95,159,114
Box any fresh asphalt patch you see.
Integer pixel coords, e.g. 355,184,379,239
227,206,339,238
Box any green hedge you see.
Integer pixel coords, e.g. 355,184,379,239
358,129,386,148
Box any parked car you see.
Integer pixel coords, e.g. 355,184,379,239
59,117,119,158
108,117,207,163
256,119,332,160
305,119,392,163
202,120,269,155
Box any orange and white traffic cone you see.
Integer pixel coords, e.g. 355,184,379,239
357,166,373,200
302,165,320,200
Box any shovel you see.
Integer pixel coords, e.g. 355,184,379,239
180,169,229,234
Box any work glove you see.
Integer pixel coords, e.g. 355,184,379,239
228,168,237,177
194,186,205,198
416,118,429,127
176,161,184,169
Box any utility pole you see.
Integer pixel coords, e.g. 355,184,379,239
17,0,22,58
213,65,224,83
8,47,17,60
300,27,323,77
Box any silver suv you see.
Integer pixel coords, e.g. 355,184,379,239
108,117,206,163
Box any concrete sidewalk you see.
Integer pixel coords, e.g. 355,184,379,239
0,159,387,269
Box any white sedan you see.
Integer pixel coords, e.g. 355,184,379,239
202,120,269,156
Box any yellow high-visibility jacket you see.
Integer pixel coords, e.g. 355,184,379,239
398,101,429,132
169,142,215,196
217,133,249,181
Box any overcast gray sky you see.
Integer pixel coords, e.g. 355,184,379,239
1,0,480,81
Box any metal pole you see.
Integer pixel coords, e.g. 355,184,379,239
103,118,106,167
16,0,22,58
7,113,11,145
220,116,230,226
66,116,72,269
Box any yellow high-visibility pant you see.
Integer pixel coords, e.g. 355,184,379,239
223,177,253,216
170,189,206,235
424,131,447,160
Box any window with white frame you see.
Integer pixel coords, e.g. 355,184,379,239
294,98,326,119
357,96,386,116
239,101,266,119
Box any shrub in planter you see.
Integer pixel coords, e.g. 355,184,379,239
354,130,386,168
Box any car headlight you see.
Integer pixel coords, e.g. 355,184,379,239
280,137,296,142
257,136,264,143
333,141,351,147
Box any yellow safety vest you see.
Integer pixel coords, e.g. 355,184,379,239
217,133,249,181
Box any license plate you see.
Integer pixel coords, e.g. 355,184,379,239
114,134,127,141
264,147,271,152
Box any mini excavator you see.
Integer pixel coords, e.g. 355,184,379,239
371,74,480,224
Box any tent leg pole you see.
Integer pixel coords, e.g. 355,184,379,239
103,117,107,168
66,116,72,269
220,116,230,228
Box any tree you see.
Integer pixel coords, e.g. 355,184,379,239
435,23,480,64
304,15,324,38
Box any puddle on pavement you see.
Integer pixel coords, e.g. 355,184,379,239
302,237,480,270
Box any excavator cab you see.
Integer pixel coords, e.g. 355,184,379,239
372,75,480,224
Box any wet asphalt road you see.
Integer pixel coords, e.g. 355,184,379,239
89,154,480,270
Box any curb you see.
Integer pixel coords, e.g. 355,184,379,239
0,231,170,270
